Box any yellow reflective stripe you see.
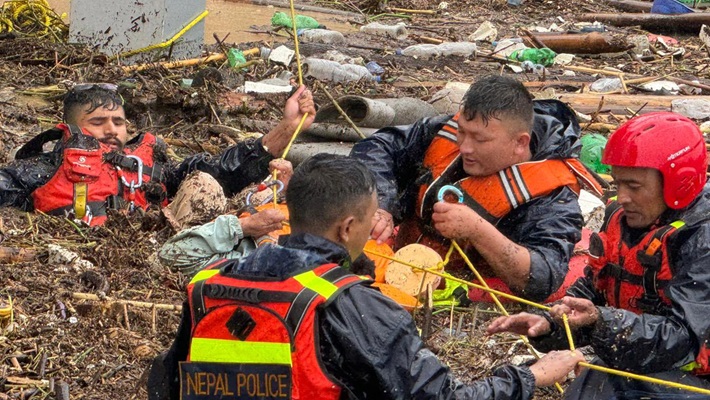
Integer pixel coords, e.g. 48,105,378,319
189,269,220,285
609,195,617,201
681,361,699,372
190,338,292,365
293,270,338,299
670,220,685,229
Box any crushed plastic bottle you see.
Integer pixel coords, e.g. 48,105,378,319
360,22,408,39
271,11,323,30
590,77,623,93
303,58,379,83
508,48,557,67
299,28,345,44
227,48,247,68
401,42,476,60
365,61,385,76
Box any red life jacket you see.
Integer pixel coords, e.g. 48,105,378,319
589,202,710,375
32,124,167,226
183,260,366,400
396,113,602,301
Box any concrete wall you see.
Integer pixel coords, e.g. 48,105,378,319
68,0,206,63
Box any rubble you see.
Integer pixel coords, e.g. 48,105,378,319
2,0,710,398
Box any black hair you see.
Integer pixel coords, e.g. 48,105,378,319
63,85,124,124
287,154,376,235
461,75,534,134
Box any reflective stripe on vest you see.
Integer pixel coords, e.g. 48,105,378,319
190,338,292,365
293,270,338,299
417,114,603,224
190,269,221,285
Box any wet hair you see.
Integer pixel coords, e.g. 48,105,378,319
461,75,534,135
287,154,376,235
63,85,124,124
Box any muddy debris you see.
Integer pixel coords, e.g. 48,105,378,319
1,0,710,398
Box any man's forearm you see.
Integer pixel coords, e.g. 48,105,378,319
466,218,532,292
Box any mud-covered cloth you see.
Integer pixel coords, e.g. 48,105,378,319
161,171,227,231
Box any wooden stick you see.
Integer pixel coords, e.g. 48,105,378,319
163,138,221,154
389,7,437,14
122,48,260,73
72,293,182,311
123,303,131,331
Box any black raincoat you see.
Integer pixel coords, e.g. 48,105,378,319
349,100,585,301
0,127,274,210
531,184,710,397
149,233,537,400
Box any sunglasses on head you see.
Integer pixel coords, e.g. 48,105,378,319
71,83,119,92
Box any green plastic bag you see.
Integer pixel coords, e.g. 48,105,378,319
432,273,469,307
227,48,246,69
508,48,557,67
271,11,322,30
580,133,611,174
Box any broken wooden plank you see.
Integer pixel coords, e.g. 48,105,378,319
579,13,710,33
526,32,634,54
557,93,710,115
72,292,183,311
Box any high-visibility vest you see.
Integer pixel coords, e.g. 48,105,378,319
589,202,710,375
32,124,167,226
182,259,366,399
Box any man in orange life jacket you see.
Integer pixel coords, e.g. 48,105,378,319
0,83,314,227
487,112,710,398
350,75,601,302
149,153,584,400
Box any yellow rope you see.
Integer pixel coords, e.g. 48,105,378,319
363,244,710,395
450,240,564,393
563,314,575,351
114,10,209,59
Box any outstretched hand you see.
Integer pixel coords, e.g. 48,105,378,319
486,312,552,338
269,159,293,190
240,209,286,238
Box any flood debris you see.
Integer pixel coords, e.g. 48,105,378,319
2,0,710,398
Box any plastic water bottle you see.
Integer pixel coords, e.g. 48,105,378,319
401,44,442,59
438,42,477,57
508,48,557,67
360,22,408,39
299,29,345,45
303,58,378,83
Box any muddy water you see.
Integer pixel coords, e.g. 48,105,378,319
46,0,355,45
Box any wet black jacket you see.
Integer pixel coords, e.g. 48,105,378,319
150,233,537,400
532,183,710,374
349,100,585,301
0,127,274,210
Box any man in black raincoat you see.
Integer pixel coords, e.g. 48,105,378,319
149,153,584,400
487,112,710,398
0,83,313,227
350,75,599,302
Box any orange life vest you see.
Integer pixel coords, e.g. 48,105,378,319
183,260,365,400
589,202,710,375
416,113,602,224
32,124,167,226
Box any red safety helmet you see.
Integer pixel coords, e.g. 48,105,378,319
602,112,707,209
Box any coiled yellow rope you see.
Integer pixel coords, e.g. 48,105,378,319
0,0,68,41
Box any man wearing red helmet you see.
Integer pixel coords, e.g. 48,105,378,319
488,112,710,398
